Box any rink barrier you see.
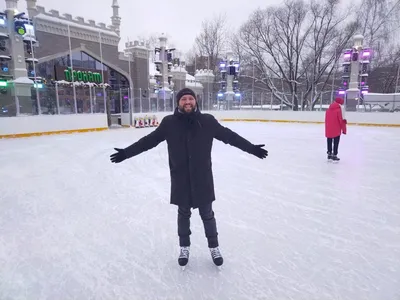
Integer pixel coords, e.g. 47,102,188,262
1,111,399,139
219,118,400,127
0,127,108,139
220,118,324,124
0,114,109,139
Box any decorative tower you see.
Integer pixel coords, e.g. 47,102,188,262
217,50,240,109
111,0,121,35
5,0,36,114
343,34,371,111
26,0,38,18
153,33,175,111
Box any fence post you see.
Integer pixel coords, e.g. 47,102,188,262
301,92,303,111
148,88,151,113
270,93,273,110
139,88,142,113
56,84,61,114
320,95,322,111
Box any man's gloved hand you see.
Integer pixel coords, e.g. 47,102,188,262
251,144,268,159
110,148,127,163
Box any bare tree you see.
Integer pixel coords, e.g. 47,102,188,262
301,0,358,109
194,13,228,71
358,0,400,62
184,45,198,67
229,34,254,74
238,0,312,109
238,0,358,110
355,0,400,93
369,44,400,92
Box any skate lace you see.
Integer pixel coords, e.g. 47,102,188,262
179,247,190,259
210,247,221,259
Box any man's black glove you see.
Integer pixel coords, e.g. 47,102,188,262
110,148,127,163
251,144,268,159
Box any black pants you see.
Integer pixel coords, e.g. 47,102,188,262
177,203,219,248
327,136,340,155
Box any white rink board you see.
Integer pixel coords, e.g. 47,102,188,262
1,110,399,137
154,110,400,125
0,114,108,136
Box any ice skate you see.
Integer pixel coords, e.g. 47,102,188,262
327,151,333,161
331,154,340,162
178,246,190,269
209,247,223,268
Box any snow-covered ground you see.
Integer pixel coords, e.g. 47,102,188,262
0,122,399,300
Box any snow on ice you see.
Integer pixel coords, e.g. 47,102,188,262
0,122,399,300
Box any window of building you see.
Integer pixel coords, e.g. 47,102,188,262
35,51,129,90
88,54,95,69
81,52,89,69
71,52,82,68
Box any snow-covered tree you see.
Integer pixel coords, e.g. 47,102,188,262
237,0,359,109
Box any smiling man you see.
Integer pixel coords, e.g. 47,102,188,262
110,87,268,269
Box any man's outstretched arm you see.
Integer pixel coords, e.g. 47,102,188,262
211,116,268,159
110,118,167,163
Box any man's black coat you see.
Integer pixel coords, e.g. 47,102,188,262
123,108,257,209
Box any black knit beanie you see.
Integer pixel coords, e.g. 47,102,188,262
176,88,196,104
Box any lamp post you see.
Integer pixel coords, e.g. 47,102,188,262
217,50,240,110
125,51,133,125
2,3,37,115
154,34,175,111
340,34,371,111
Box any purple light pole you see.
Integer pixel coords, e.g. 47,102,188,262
339,34,372,111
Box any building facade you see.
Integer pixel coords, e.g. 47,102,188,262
0,0,150,118
0,0,218,122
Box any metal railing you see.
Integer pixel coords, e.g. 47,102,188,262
2,87,400,117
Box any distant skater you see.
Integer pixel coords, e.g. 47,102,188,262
325,97,347,161
110,88,268,268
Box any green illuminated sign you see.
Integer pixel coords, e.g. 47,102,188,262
17,27,26,35
64,67,102,83
0,81,7,87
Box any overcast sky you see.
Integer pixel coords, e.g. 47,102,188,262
0,0,282,52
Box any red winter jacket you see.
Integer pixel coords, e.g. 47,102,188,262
325,98,347,138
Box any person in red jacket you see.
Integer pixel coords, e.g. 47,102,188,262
325,97,347,161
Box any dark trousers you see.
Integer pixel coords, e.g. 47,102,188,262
327,136,340,155
177,203,219,248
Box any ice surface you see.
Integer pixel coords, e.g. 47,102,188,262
0,122,399,300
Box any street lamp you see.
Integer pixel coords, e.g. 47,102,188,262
218,50,240,110
153,34,175,111
1,7,39,115
125,51,134,125
340,34,372,111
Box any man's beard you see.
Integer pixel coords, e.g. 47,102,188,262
180,104,195,113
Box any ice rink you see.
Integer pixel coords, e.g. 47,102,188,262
0,121,399,300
